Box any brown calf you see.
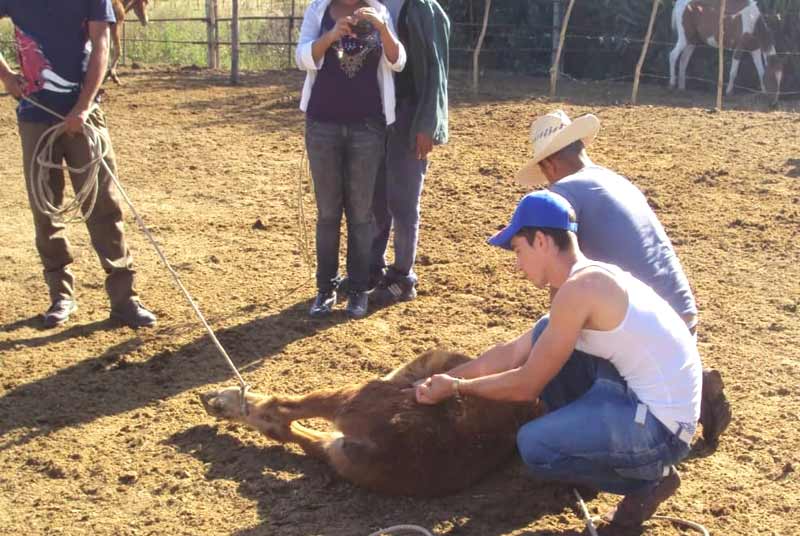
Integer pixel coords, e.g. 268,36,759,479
200,350,542,497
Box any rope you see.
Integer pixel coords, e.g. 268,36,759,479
20,95,251,411
366,525,433,536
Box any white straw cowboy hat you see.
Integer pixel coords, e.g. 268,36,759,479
516,110,601,187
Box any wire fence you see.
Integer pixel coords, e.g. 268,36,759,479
2,0,800,103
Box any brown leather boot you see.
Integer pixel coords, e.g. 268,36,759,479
700,368,732,447
605,467,681,527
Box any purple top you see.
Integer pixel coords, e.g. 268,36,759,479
307,7,383,124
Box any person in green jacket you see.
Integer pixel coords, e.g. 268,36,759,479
369,0,450,304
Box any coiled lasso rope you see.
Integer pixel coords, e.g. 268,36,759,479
21,95,251,412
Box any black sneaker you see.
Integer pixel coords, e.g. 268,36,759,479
111,299,157,328
346,291,369,319
42,299,77,328
309,291,336,318
371,276,417,305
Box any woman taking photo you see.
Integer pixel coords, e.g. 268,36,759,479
296,0,405,319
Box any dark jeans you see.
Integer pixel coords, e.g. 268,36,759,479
305,118,385,293
517,316,692,495
371,99,428,283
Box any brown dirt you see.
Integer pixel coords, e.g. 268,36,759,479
1,68,798,536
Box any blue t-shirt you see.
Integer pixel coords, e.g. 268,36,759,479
549,165,698,321
0,0,116,123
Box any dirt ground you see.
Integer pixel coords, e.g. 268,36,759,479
1,68,798,536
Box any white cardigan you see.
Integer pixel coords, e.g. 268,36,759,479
295,0,407,125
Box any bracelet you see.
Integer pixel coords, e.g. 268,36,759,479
452,378,462,399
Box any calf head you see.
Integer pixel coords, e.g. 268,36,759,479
200,387,291,441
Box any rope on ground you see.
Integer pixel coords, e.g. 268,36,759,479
366,524,434,536
22,95,251,409
573,489,599,536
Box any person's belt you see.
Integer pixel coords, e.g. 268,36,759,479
635,403,694,444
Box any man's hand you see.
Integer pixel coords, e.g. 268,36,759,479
1,70,24,100
64,107,90,135
415,132,433,160
415,373,457,405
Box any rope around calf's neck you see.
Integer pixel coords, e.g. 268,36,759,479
22,96,251,412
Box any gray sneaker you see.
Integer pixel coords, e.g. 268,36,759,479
111,299,157,328
43,299,77,328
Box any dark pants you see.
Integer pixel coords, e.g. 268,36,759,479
19,108,137,309
371,99,428,283
305,118,385,293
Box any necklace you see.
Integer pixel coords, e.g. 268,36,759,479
332,23,380,78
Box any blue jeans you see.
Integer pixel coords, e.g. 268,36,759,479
371,99,428,284
305,118,385,293
516,316,691,495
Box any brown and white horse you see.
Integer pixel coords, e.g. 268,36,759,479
669,0,783,101
108,0,150,84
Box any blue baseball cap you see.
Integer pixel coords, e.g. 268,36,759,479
488,191,578,250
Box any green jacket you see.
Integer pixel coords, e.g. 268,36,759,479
402,0,450,147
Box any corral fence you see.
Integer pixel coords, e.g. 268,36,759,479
1,0,800,108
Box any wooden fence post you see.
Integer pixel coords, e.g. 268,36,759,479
472,0,491,94
551,0,561,68
231,0,240,84
288,0,296,69
206,0,219,69
549,0,576,98
716,0,727,110
631,0,660,105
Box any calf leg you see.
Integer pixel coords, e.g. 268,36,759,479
382,350,470,385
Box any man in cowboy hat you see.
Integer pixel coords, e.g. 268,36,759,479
416,190,701,527
514,109,730,447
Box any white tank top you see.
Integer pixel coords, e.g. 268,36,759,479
570,261,702,436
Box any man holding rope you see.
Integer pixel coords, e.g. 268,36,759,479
417,191,701,527
0,0,156,328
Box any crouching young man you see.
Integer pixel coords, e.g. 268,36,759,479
416,191,701,526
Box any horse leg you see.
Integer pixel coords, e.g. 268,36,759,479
751,49,766,93
669,28,688,89
108,24,123,85
727,50,743,95
678,44,695,91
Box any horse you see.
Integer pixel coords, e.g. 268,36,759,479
669,0,783,101
200,350,542,497
108,0,150,84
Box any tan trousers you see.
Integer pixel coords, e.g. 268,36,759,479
19,108,137,308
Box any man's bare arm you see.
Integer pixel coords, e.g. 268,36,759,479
445,328,534,380
0,52,23,99
64,21,110,133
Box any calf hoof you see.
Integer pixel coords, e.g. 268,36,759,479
200,386,246,420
